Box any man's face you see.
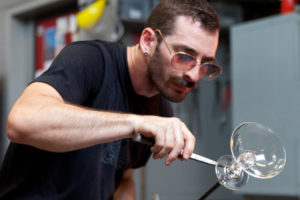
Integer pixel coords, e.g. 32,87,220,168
148,16,219,102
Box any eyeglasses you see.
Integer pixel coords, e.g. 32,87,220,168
155,29,222,80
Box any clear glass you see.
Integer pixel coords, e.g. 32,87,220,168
215,122,286,190
216,155,249,190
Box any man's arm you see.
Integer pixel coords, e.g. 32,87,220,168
113,169,135,200
7,82,195,165
6,82,135,152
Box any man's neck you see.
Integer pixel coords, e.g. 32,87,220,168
127,45,159,98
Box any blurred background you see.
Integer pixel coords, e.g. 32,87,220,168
0,0,299,199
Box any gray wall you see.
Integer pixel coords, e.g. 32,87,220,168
231,13,300,197
0,0,65,163
0,0,34,162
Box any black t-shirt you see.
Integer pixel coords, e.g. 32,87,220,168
0,40,173,200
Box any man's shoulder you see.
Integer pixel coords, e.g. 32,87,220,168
63,40,126,63
66,40,124,52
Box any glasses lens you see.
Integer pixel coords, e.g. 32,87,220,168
201,63,222,80
171,53,196,71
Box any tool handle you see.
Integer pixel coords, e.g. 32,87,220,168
132,133,155,146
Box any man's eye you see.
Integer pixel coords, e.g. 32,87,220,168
176,53,194,62
202,60,215,64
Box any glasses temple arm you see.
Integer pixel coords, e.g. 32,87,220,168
154,29,173,55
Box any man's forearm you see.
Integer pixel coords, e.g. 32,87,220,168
6,82,136,152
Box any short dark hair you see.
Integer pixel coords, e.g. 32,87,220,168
145,0,220,37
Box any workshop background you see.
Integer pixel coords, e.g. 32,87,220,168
0,0,299,199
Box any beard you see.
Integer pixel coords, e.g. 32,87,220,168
148,47,197,102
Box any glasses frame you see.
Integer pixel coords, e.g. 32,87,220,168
154,29,222,80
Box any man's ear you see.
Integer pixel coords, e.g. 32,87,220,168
139,28,157,56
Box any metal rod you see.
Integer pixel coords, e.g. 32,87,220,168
190,153,217,166
198,182,221,200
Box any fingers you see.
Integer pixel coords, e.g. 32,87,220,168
151,130,165,157
181,123,195,160
166,120,195,165
166,125,184,165
152,128,173,161
151,117,195,166
135,115,195,166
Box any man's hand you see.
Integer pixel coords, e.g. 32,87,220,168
131,115,195,166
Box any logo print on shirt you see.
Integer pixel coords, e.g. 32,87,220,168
101,141,121,166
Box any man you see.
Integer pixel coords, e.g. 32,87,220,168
0,0,221,199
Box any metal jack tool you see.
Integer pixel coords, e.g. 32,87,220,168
132,133,217,166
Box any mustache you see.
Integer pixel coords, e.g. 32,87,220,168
170,76,198,89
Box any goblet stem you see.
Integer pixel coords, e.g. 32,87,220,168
215,155,249,190
227,162,243,179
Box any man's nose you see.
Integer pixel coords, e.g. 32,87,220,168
183,64,202,83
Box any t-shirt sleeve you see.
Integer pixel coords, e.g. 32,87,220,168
34,42,104,104
130,142,152,169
